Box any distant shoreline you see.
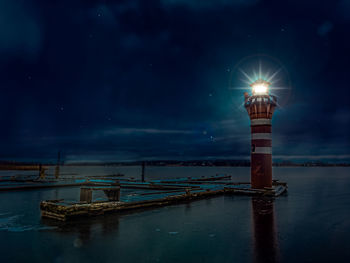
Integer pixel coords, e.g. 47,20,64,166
1,160,349,170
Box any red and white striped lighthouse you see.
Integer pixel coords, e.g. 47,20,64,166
244,79,277,189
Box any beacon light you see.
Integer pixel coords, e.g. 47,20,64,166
250,79,271,95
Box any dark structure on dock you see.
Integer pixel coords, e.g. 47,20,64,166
244,79,277,189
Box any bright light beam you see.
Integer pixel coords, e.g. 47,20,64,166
266,68,282,82
239,68,255,83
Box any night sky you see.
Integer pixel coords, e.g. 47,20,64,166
1,0,349,162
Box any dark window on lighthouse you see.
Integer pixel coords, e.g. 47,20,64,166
252,144,256,153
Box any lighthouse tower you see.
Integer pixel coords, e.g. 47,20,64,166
244,79,277,189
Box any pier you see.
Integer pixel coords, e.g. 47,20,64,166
40,175,287,221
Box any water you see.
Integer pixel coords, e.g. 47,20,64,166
0,166,350,262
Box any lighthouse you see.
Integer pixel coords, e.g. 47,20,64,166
244,79,277,189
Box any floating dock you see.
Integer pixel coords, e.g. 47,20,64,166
40,175,287,221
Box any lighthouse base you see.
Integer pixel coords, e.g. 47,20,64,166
251,154,272,189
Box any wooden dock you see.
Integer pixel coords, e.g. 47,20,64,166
40,175,287,221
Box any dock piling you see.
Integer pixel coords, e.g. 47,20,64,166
141,161,145,182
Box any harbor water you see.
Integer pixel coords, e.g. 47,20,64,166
0,166,350,262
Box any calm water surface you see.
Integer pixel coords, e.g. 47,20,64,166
0,166,350,263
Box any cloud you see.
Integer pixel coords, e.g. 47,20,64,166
317,21,333,37
102,127,199,136
337,0,350,21
333,109,350,126
87,4,118,25
161,0,259,9
274,155,350,161
0,1,42,59
65,152,139,163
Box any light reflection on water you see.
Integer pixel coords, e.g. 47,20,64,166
252,197,279,263
0,167,350,262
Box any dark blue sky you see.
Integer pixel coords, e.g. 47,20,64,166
0,0,349,162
